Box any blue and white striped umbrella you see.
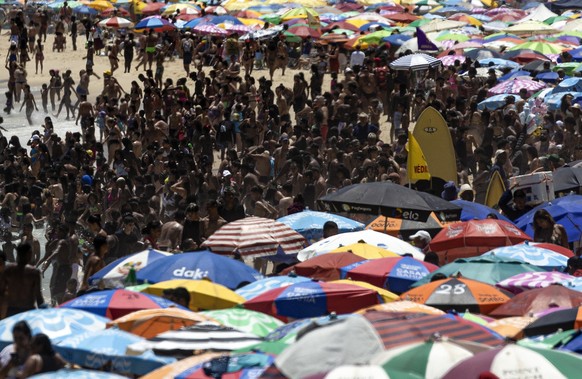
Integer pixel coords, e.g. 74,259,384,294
236,275,311,300
277,210,364,242
478,58,521,69
30,369,126,379
55,329,175,376
482,243,569,271
389,53,442,71
0,309,107,350
89,249,171,288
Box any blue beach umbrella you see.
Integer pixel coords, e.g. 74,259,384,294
30,369,126,379
383,34,412,46
499,70,532,81
207,15,243,25
136,251,263,289
277,210,364,241
236,275,312,300
134,16,175,31
478,58,521,69
73,5,98,15
451,200,512,222
55,329,175,376
481,242,569,271
89,248,171,288
552,77,582,93
543,92,582,110
536,71,563,83
477,94,511,110
0,309,108,350
515,195,582,243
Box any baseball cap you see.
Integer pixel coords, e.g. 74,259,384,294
409,230,431,243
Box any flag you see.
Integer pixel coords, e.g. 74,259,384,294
416,27,439,52
407,132,431,182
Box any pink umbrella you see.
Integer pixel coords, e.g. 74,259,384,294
496,272,575,294
487,78,546,96
193,23,228,36
439,55,466,66
225,24,253,34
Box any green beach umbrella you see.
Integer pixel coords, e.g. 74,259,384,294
283,31,302,43
484,32,519,41
260,13,281,24
508,41,564,55
201,307,283,338
553,62,582,75
435,33,470,42
409,18,431,28
356,30,393,46
544,16,569,25
518,329,579,350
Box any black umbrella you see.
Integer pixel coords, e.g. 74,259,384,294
553,166,582,194
318,182,462,222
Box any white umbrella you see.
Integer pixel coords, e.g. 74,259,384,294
395,37,442,54
297,230,423,261
389,53,442,71
420,19,466,33
503,21,558,35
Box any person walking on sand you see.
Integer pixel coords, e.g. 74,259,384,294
34,39,43,75
54,70,77,120
19,84,37,125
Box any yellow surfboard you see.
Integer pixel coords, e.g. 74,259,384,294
485,170,506,209
412,107,458,185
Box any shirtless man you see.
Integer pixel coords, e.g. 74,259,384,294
159,211,184,252
54,70,77,120
3,243,44,317
75,95,94,141
250,147,272,185
20,223,40,266
19,84,37,126
145,30,157,71
81,235,107,291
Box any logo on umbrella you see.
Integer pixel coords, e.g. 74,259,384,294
172,267,210,280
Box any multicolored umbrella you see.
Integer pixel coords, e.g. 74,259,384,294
365,213,449,239
488,316,536,339
200,308,283,337
429,219,532,264
59,289,187,319
508,41,564,54
277,210,364,241
357,300,445,315
141,353,223,379
235,275,311,300
389,53,442,71
171,352,274,379
371,338,492,379
401,277,511,314
87,0,113,11
141,2,167,14
244,281,382,320
330,242,400,259
340,256,438,293
487,78,547,96
523,306,582,337
193,23,229,36
107,308,211,339
202,217,306,260
447,345,582,378
414,255,545,287
98,16,134,28
0,309,108,350
135,251,262,290
496,272,575,294
439,54,466,66
89,248,171,288
143,279,244,311
134,16,176,32
490,286,582,318
31,370,126,379
55,329,174,376
289,252,366,281
482,243,569,271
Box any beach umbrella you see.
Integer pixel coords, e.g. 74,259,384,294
340,256,438,293
365,213,448,239
420,19,466,32
357,300,445,315
439,54,466,66
59,289,187,319
524,59,555,72
487,78,546,96
371,338,492,379
488,316,536,339
479,57,521,69
523,306,582,336
101,7,130,17
192,23,228,36
161,3,199,16
329,242,401,259
496,272,575,294
87,0,113,11
498,70,533,82
319,182,460,221
382,33,412,46
451,199,511,222
384,12,419,23
73,5,98,15
106,308,211,339
127,322,263,358
167,352,274,379
0,309,108,350
449,13,482,26
135,251,262,289
561,277,582,292
464,48,501,60
482,243,569,271
515,195,582,243
389,53,443,71
204,5,228,15
134,16,175,32
552,77,582,93
286,25,322,38
141,2,166,14
477,94,514,110
140,353,223,379
30,370,126,379
98,16,134,28
504,51,550,64
201,217,306,261
332,280,398,303
401,277,511,314
297,230,423,262
280,7,319,21
413,255,545,287
435,33,470,42
244,281,382,320
288,252,366,281
277,210,364,241
503,20,558,35
490,286,582,318
553,62,582,75
429,219,532,263
519,329,582,351
200,308,283,337
88,248,171,288
536,71,561,82
55,329,174,376
235,275,311,300
363,311,504,349
543,92,582,111
143,279,244,311
442,345,582,379
508,41,564,54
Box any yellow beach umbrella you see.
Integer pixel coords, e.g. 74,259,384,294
330,242,400,259
133,0,147,14
143,279,245,311
142,353,223,379
88,0,113,10
222,0,263,11
333,279,399,303
238,17,265,27
357,300,446,315
106,308,213,339
345,18,370,28
280,7,320,21
273,0,326,7
162,3,200,16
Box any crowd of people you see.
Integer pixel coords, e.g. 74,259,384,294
0,3,579,316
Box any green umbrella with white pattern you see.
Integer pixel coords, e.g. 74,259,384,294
200,307,283,337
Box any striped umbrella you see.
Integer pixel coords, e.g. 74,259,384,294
134,16,175,32
235,275,312,300
490,286,582,318
439,54,466,66
277,210,364,241
390,53,442,71
192,23,228,36
98,16,134,28
497,272,575,294
487,78,546,96
482,243,569,271
201,308,283,337
357,300,445,315
202,217,306,260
